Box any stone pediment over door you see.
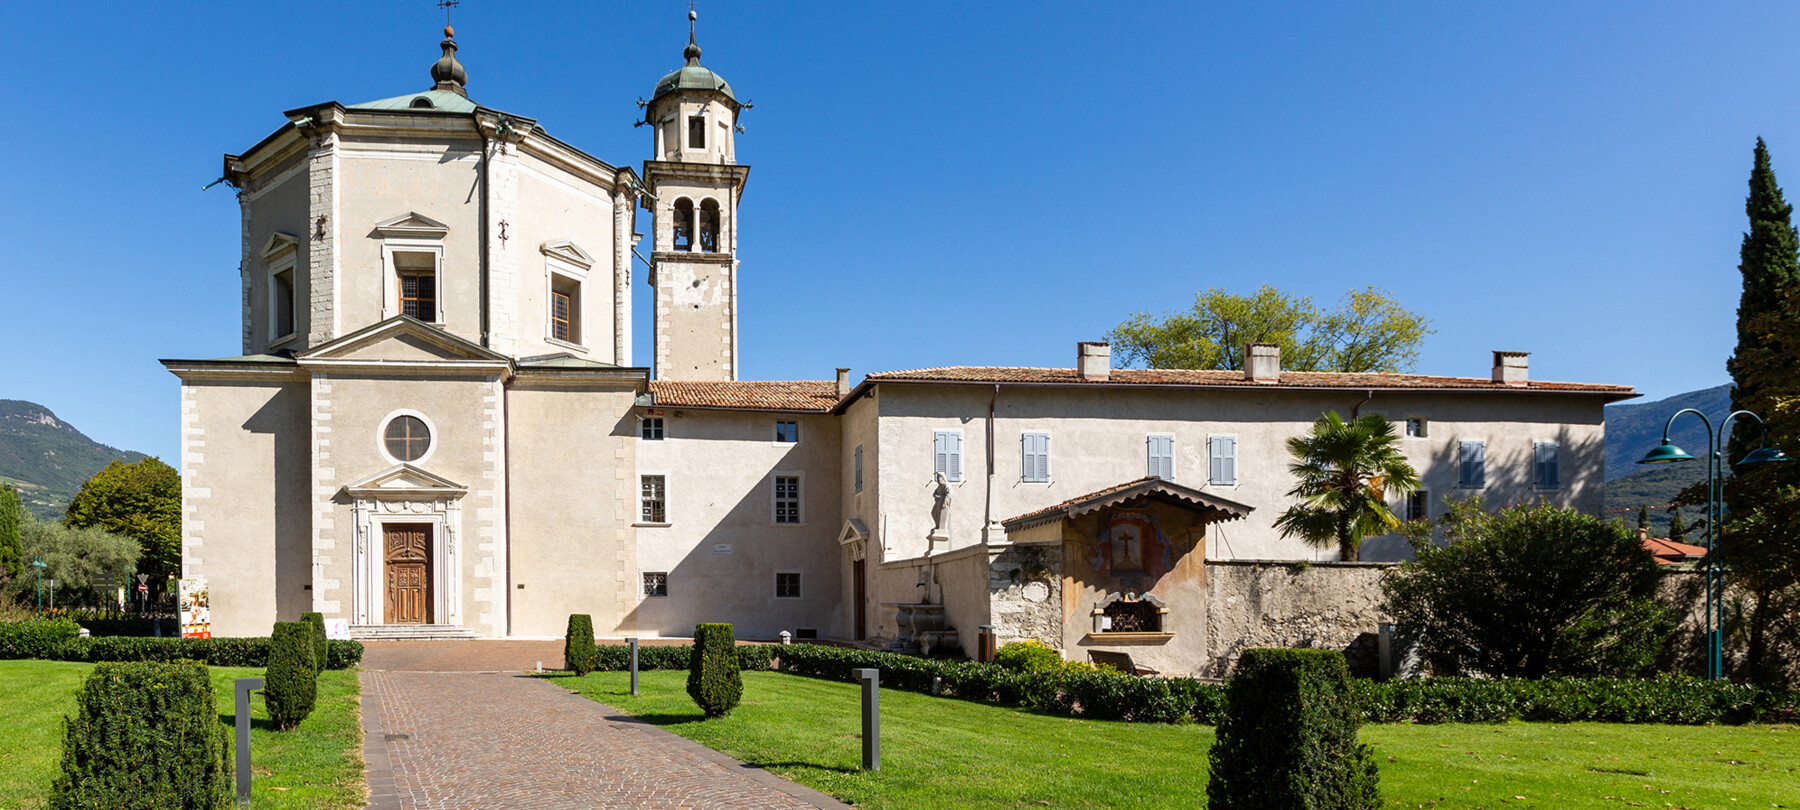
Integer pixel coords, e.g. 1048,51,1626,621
296,317,512,368
343,463,468,627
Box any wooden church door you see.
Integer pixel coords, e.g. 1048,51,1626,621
384,523,433,624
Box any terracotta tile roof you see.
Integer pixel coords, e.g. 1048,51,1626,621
1002,476,1254,532
647,380,840,412
1642,532,1707,565
862,366,1636,396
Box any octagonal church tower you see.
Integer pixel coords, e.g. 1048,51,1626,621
643,11,750,381
166,28,650,639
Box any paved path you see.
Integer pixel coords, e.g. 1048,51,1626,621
361,644,846,809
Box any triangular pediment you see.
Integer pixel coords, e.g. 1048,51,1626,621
837,518,869,546
343,463,467,498
261,232,300,258
298,317,510,365
540,240,596,271
373,211,450,239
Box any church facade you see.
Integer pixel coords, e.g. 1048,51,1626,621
165,22,1635,673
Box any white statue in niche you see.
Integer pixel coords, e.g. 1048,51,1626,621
928,472,952,542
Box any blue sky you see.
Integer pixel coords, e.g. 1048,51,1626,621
3,2,1796,463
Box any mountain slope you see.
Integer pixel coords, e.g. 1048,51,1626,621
0,400,148,519
1603,383,1733,481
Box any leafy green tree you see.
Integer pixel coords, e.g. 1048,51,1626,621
0,516,140,605
1105,285,1432,372
63,458,180,588
1667,507,1692,542
1273,412,1419,562
1382,499,1673,678
0,484,22,580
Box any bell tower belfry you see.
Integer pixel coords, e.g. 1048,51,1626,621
643,11,750,381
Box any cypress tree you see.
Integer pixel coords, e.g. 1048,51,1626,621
0,485,21,579
1667,507,1689,542
1727,138,1800,463
1637,505,1651,532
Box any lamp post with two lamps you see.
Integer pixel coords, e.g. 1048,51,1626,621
1636,408,1792,679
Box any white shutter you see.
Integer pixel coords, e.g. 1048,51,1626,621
934,432,949,479
1022,433,1049,482
1536,442,1560,488
1211,436,1236,486
1148,435,1174,480
947,432,963,482
1461,441,1486,488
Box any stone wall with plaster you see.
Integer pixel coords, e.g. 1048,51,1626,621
1201,560,1395,678
987,544,1064,649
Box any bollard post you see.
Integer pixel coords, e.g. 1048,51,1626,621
234,677,264,807
978,625,996,663
628,637,639,696
854,668,880,771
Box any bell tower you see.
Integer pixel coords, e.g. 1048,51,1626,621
643,11,749,381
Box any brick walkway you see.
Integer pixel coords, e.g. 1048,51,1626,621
361,644,846,809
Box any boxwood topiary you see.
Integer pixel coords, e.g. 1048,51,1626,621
49,659,231,809
301,611,329,673
687,623,742,717
564,614,596,675
1207,649,1379,810
0,617,81,659
264,621,317,730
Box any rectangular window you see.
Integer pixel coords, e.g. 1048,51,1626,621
550,275,580,344
775,420,799,443
1021,432,1050,483
774,475,801,524
640,475,667,523
1406,489,1430,522
1146,434,1175,481
1459,441,1486,488
1209,435,1237,486
1535,441,1561,489
775,572,802,599
271,268,296,339
854,444,864,493
688,115,706,149
642,572,668,598
395,251,437,323
641,417,664,441
1405,417,1429,438
933,431,963,483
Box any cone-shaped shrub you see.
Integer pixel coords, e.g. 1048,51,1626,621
49,660,231,809
564,614,597,675
1207,649,1379,810
301,611,329,672
687,623,742,717
264,621,317,730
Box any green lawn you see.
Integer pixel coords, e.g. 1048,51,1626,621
0,660,364,809
551,670,1800,810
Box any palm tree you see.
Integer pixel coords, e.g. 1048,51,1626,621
1273,411,1420,562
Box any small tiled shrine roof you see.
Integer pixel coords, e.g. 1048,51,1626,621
1001,476,1255,532
861,366,1636,397
646,380,840,412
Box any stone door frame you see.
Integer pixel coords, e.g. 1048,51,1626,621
352,497,463,627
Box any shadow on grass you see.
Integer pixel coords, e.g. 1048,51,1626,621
740,761,860,775
217,713,283,732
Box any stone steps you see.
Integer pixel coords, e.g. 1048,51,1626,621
350,624,483,642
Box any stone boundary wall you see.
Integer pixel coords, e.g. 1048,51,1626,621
1201,560,1395,679
987,544,1064,650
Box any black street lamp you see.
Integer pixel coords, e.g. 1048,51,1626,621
1636,408,1793,679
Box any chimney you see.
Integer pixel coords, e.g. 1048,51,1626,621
1245,343,1281,383
1492,351,1529,386
836,368,851,398
1077,342,1111,381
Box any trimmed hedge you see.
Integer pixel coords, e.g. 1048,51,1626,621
994,640,1064,672
264,622,318,730
1208,649,1380,809
23,634,363,669
302,612,329,673
0,617,81,659
49,660,231,809
564,615,596,676
766,644,1796,726
590,642,774,672
687,623,743,717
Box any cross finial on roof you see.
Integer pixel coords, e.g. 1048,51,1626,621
684,7,703,65
439,0,459,27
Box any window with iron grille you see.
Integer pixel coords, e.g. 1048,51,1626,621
640,475,666,523
395,251,437,322
550,273,580,344
775,420,799,443
641,417,664,441
384,415,431,462
773,475,801,524
642,572,668,597
775,572,801,599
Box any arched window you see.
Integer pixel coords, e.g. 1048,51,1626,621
698,199,721,252
672,198,694,251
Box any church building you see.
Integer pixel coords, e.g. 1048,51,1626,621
164,19,1635,674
